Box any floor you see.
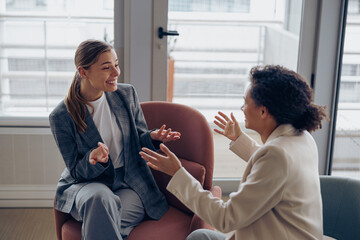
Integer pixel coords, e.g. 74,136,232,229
0,208,56,240
0,198,230,240
0,206,334,240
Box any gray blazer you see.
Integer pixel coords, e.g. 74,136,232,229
49,84,168,220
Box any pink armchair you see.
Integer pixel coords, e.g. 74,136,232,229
54,101,222,240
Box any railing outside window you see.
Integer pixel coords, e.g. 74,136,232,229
0,0,114,124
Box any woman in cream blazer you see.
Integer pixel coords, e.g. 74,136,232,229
140,65,328,240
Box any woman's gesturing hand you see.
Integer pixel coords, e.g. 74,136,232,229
150,124,181,143
140,143,182,176
89,142,109,165
214,111,242,141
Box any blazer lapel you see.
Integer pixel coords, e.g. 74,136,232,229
105,92,130,126
105,92,131,146
80,106,103,148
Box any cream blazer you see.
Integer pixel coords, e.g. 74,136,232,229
167,124,323,240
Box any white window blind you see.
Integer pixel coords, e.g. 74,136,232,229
0,0,114,126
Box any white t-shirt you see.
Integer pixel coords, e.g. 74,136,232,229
87,93,123,168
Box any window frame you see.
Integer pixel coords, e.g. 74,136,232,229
0,5,114,127
310,0,348,175
0,0,350,193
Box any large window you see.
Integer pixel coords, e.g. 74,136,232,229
167,0,303,178
2,0,358,181
0,0,113,121
331,2,360,179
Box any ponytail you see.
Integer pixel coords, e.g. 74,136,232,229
65,72,88,133
66,39,113,132
292,104,328,132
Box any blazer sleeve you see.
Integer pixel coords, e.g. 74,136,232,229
49,105,109,181
229,131,261,162
166,144,289,233
129,86,160,150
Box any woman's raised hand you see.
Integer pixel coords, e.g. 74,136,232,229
140,143,182,176
150,124,181,143
89,142,109,165
214,111,242,141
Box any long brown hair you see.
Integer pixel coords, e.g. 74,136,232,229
65,39,113,133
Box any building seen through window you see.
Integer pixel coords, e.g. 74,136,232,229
169,0,251,13
167,0,302,177
166,0,360,179
331,1,360,179
0,0,113,116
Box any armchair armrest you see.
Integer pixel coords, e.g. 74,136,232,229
54,199,72,240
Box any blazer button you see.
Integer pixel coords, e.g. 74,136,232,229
150,183,155,189
138,161,142,167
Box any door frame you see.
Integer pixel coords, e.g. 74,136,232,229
152,0,169,101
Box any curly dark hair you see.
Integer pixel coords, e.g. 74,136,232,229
249,65,328,132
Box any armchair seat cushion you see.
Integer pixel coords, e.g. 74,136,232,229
151,158,205,214
128,206,192,240
61,218,81,240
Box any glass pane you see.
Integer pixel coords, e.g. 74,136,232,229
0,0,114,118
332,1,360,179
168,0,303,178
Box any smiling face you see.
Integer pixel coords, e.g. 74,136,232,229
79,49,120,101
241,86,263,132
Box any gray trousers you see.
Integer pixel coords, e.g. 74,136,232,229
70,168,145,240
186,229,227,240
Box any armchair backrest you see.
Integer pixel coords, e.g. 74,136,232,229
140,101,214,190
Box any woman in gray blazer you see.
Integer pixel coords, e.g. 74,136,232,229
49,39,180,240
140,65,328,240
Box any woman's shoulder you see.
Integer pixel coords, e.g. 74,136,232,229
50,100,66,115
49,100,71,122
108,83,138,102
250,143,290,179
116,83,135,92
253,142,289,166
110,83,135,97
260,143,287,155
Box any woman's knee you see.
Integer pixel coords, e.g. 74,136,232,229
76,183,119,209
116,188,145,224
186,229,226,240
